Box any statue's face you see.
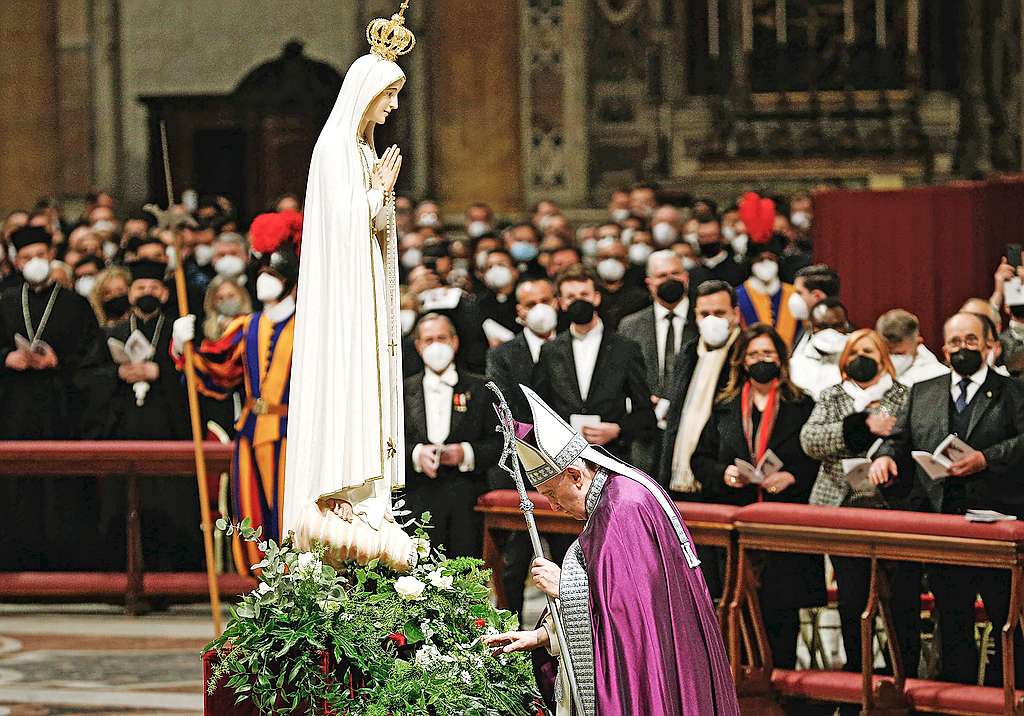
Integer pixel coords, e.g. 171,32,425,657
364,81,402,128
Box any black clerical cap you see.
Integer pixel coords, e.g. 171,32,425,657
9,226,53,251
127,259,168,283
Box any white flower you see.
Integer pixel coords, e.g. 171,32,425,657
426,569,453,591
414,538,431,559
460,670,472,685
257,582,273,595
415,643,442,667
394,575,427,600
293,551,322,578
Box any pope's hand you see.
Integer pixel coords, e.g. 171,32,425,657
484,627,549,654
28,345,58,370
5,351,29,371
172,315,196,355
530,557,561,599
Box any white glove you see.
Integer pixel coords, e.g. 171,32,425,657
172,314,196,355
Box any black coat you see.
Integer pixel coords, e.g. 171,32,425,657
689,250,750,289
402,294,489,377
486,332,536,423
598,284,651,332
877,370,1024,517
477,289,521,334
691,392,826,610
532,329,656,458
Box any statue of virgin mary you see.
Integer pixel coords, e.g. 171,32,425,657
282,4,417,570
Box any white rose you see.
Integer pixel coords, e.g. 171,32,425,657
394,575,427,600
296,552,316,571
426,568,454,591
414,538,431,559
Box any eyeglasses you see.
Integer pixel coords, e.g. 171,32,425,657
745,350,779,361
945,335,982,350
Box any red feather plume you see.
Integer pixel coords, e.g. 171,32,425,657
250,209,303,255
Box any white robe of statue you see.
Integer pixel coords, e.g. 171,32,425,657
282,52,413,570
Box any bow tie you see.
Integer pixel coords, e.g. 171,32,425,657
424,367,458,391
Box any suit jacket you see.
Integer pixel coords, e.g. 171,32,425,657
876,370,1024,516
403,370,503,487
402,294,490,378
618,304,698,398
532,329,656,458
486,332,535,423
598,284,651,332
657,336,734,489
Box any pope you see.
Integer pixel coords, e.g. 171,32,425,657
485,385,739,716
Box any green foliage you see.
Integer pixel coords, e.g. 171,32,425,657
206,517,541,715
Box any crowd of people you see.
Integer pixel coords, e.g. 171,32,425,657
2,183,1024,687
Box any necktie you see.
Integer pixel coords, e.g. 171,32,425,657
955,377,971,413
663,313,676,383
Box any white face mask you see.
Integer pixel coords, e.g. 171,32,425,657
791,211,812,229
22,256,50,285
751,259,779,284
698,315,731,348
75,275,97,298
418,212,439,228
581,238,599,258
652,222,678,247
467,221,491,239
402,248,423,269
256,273,285,303
421,341,455,373
722,226,736,241
165,245,177,270
683,232,700,248
103,240,119,260
401,309,418,336
890,353,914,376
620,227,636,245
787,292,810,321
214,255,246,279
611,208,631,223
682,256,698,272
525,303,558,336
731,233,749,257
811,328,849,356
92,219,117,233
193,243,215,267
596,258,626,283
484,265,514,291
628,243,653,266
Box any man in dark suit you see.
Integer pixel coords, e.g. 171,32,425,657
619,250,697,474
404,313,502,558
688,216,749,289
485,277,558,619
532,265,656,462
872,311,1024,686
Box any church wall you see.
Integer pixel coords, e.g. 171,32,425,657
118,0,360,207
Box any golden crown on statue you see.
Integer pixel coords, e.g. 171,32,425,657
366,0,416,62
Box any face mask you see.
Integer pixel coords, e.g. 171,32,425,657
751,259,779,284
467,221,491,239
581,238,599,258
103,240,119,260
656,278,686,305
787,292,810,321
256,273,285,303
214,255,246,279
92,220,117,233
620,227,636,245
165,245,177,270
400,247,423,270
628,243,653,266
484,265,514,291
526,303,558,335
700,241,723,258
791,211,812,229
193,243,215,267
103,294,130,318
890,353,914,376
537,214,554,232
182,188,198,213
474,251,490,271
846,355,880,383
698,315,731,348
596,258,626,283
722,226,736,241
950,348,983,376
216,298,244,317
566,299,596,326
748,360,781,384
731,233,749,257
418,212,440,228
75,275,97,298
597,236,619,252
401,309,417,336
684,232,700,247
510,241,538,263
21,256,50,285
611,208,631,223
652,223,678,247
682,256,697,272
422,341,455,373
135,294,163,316
811,328,848,356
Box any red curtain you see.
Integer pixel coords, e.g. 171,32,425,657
812,178,1024,350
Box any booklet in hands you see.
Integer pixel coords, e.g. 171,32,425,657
734,449,784,486
912,434,974,480
841,438,884,492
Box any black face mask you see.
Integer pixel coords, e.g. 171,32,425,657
747,361,781,384
846,355,880,383
135,294,163,316
950,348,983,376
566,299,596,326
700,241,723,258
656,279,686,305
103,294,131,318
1011,305,1024,321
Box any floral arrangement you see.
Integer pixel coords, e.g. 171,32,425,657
205,516,542,715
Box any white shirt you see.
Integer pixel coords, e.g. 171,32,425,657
951,364,988,406
524,328,549,364
412,365,475,473
570,319,604,400
653,300,688,372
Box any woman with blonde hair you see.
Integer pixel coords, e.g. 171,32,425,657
800,327,920,687
203,275,253,341
89,266,132,327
